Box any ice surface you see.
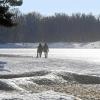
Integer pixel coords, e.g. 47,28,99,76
1,48,100,63
0,47,100,99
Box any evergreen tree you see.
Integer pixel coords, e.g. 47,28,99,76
0,0,23,27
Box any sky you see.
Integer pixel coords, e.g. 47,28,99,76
18,0,100,16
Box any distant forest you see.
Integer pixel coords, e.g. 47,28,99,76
0,12,100,43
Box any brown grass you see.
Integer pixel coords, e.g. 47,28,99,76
19,82,100,100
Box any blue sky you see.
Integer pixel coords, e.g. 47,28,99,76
19,0,100,16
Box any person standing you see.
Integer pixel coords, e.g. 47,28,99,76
37,43,43,58
43,43,49,58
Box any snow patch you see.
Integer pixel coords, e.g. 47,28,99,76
1,41,100,48
0,90,81,100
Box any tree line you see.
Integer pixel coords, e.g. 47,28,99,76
0,12,100,43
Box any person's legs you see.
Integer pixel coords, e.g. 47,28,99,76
44,52,48,58
46,52,48,58
40,51,42,58
37,52,39,58
40,52,41,58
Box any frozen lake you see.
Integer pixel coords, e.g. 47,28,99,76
0,49,100,100
0,49,100,63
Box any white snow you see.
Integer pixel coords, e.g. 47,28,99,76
0,52,99,75
0,48,100,63
1,41,100,48
0,43,100,99
0,90,81,100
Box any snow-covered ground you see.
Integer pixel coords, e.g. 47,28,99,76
0,48,100,99
0,90,81,100
1,41,100,48
0,49,100,63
